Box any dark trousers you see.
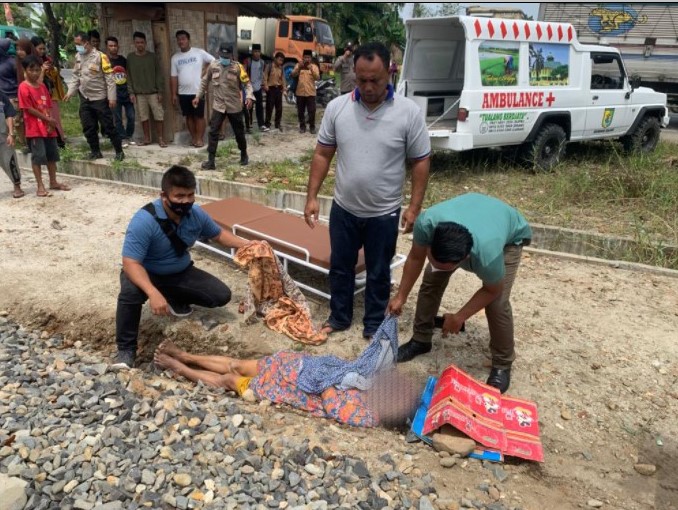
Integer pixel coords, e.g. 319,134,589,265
327,201,400,337
265,86,283,128
412,245,524,369
243,105,252,131
208,110,247,157
296,95,316,129
253,89,265,127
113,100,135,140
79,96,122,153
115,265,232,352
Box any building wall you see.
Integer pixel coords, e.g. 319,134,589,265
99,3,240,143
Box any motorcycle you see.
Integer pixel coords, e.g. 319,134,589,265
285,77,340,107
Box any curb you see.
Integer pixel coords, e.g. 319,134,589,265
17,154,678,278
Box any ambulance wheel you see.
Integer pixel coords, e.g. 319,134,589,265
621,116,660,154
527,123,566,171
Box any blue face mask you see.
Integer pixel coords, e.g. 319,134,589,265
76,45,86,55
220,57,231,66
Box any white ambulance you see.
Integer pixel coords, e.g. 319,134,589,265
397,16,670,169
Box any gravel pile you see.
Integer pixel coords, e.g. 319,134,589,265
0,317,447,510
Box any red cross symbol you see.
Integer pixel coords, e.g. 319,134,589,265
545,92,556,107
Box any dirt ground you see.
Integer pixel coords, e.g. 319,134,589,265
1,174,677,509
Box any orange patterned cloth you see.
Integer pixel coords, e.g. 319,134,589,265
234,241,327,345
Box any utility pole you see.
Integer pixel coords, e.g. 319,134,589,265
316,3,322,18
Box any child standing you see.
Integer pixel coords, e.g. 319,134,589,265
17,55,70,197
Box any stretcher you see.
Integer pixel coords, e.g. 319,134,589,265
197,197,407,300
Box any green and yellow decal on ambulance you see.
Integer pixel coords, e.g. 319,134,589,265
602,108,615,128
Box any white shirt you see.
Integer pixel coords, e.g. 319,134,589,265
170,47,215,95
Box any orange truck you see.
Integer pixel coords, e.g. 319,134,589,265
237,15,336,81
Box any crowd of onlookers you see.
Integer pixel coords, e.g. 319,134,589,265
1,29,398,196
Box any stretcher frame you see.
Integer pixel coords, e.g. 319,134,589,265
195,205,406,300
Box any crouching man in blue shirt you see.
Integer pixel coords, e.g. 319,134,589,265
113,165,249,369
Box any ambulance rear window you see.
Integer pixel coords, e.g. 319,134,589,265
405,39,463,81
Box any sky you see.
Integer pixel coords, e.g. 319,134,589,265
400,3,541,20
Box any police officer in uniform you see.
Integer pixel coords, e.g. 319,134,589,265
65,31,124,161
193,44,253,168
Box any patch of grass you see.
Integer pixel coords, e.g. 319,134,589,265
111,157,143,172
413,140,678,268
59,97,82,139
59,144,88,162
216,140,237,159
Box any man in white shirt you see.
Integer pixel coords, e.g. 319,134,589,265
170,30,214,147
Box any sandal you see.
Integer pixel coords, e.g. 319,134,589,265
36,190,52,197
138,140,151,146
12,190,25,199
49,183,71,191
159,140,168,148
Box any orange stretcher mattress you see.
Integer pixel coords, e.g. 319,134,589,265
201,197,366,273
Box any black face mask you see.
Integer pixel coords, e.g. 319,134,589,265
166,198,194,216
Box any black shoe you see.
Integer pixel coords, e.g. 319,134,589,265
397,338,432,363
87,151,103,160
114,151,125,161
309,127,316,134
111,350,135,370
433,315,466,332
486,368,511,394
275,125,283,132
299,127,306,133
240,151,249,166
201,159,216,170
168,303,193,317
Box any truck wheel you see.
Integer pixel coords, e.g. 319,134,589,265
621,116,660,153
526,123,566,171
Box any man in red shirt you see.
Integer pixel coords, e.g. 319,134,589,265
18,56,71,196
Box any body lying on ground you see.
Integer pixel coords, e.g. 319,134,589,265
154,340,421,428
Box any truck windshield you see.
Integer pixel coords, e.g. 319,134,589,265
314,21,334,45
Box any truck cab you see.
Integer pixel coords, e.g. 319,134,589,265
397,16,670,170
238,15,335,81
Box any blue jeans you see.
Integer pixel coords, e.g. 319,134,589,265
114,100,135,139
328,201,400,337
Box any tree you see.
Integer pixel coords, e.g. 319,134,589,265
0,3,33,27
413,3,461,18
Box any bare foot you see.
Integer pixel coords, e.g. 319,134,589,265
36,189,52,197
156,339,186,360
12,188,25,199
154,351,185,373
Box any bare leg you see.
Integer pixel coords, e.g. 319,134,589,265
156,121,167,146
32,164,48,196
157,340,258,376
47,162,70,191
141,120,151,144
154,352,240,390
185,116,196,144
195,117,206,146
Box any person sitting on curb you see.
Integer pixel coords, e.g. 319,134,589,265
113,165,251,369
387,192,532,394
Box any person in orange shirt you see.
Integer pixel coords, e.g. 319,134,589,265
291,49,320,133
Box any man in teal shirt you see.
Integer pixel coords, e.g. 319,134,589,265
387,193,532,393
